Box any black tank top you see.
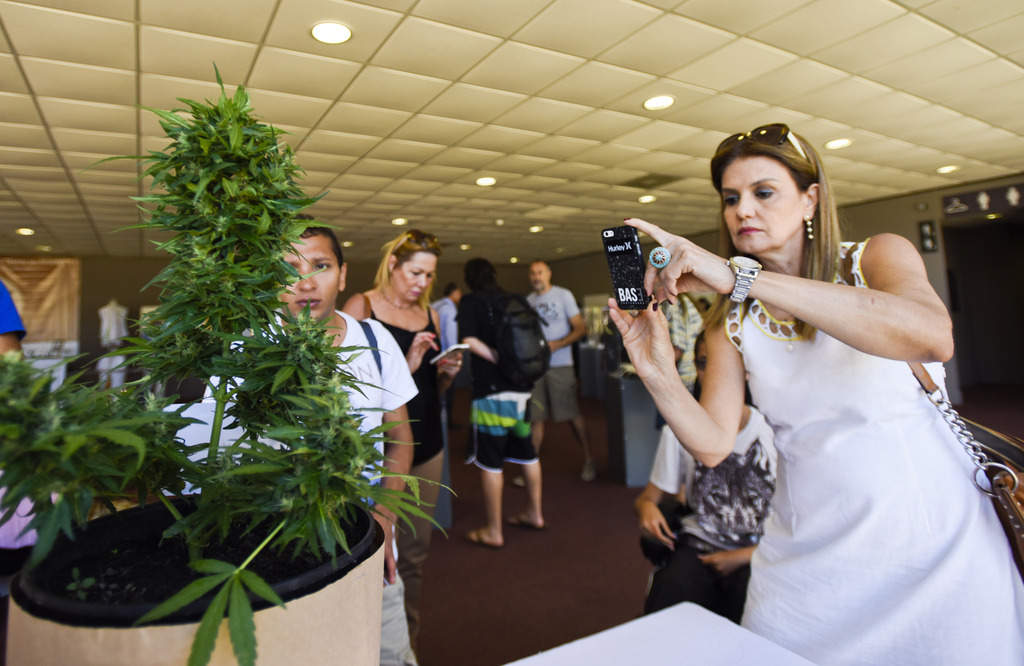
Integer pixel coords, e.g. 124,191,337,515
371,310,444,465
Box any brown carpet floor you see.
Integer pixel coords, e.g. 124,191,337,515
414,383,1024,666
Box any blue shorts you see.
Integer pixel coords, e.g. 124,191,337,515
466,391,537,472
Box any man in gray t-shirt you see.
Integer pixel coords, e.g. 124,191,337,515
525,260,596,482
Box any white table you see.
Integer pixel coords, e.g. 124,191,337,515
506,603,815,665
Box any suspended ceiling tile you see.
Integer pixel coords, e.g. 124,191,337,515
751,0,906,57
457,125,544,152
245,89,332,127
673,0,811,37
0,54,30,95
50,127,135,155
531,161,603,180
248,48,362,101
481,153,556,175
514,135,599,161
0,146,59,168
493,97,590,134
785,76,891,121
140,0,277,43
667,94,767,133
302,128,384,156
0,94,40,127
37,97,135,133
904,59,1023,109
139,73,236,111
14,0,134,21
371,17,501,80
612,120,702,151
412,0,550,36
20,58,135,105
342,66,449,113
729,59,848,107
812,14,953,74
428,146,503,169
462,42,583,96
139,27,257,83
390,114,482,145
62,150,137,172
515,0,660,59
0,122,52,150
345,157,417,178
420,83,525,124
669,38,797,91
540,61,655,108
570,143,648,168
318,100,412,136
863,39,994,91
917,0,1024,34
597,13,732,77
557,109,648,143
1,2,135,69
968,13,1024,55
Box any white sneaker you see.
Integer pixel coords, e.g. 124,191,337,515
580,459,597,482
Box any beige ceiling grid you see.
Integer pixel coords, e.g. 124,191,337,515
0,0,1022,262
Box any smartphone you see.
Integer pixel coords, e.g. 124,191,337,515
429,343,469,365
602,226,651,310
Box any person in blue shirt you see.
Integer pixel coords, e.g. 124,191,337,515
0,280,26,354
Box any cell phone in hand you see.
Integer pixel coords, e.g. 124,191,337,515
429,343,469,365
602,226,651,310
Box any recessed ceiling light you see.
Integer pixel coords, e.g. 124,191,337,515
987,213,1002,220
460,244,472,251
529,225,544,233
825,138,852,150
510,257,519,264
36,245,52,252
495,218,505,226
311,22,352,44
638,195,656,204
342,241,354,248
556,247,564,253
476,177,496,187
16,227,35,236
392,218,408,226
936,165,960,174
643,95,675,111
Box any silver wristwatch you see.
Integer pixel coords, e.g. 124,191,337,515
729,256,762,303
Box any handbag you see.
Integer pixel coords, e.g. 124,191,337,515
909,362,1024,581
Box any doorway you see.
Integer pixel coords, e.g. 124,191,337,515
943,213,1024,388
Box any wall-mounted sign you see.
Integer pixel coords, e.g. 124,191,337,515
942,183,1023,217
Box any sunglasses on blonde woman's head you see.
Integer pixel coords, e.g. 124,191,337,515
716,123,809,163
398,229,441,253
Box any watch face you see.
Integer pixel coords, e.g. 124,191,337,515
731,256,761,270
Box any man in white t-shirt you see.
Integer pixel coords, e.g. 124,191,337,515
525,260,595,482
283,225,420,666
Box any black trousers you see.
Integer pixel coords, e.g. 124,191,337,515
643,544,751,624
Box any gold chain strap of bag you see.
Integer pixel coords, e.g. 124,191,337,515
909,362,1024,581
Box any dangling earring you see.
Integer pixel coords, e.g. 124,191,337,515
804,214,814,240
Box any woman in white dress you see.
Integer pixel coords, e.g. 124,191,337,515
608,123,1024,665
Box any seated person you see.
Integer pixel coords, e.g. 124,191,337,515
634,332,776,623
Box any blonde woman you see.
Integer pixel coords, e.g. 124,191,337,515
343,229,460,651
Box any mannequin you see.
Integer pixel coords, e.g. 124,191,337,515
97,299,128,388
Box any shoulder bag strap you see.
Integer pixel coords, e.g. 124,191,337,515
358,320,383,374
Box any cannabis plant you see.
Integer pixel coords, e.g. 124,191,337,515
0,73,424,666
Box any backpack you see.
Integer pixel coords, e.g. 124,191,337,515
487,293,551,390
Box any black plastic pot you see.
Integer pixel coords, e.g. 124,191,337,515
7,502,385,666
13,500,380,627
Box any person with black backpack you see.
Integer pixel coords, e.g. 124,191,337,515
458,258,548,549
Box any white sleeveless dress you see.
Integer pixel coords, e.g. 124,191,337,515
729,241,1024,665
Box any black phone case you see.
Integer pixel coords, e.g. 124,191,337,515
602,226,651,310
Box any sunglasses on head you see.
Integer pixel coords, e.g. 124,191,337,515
397,229,441,253
717,123,809,162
